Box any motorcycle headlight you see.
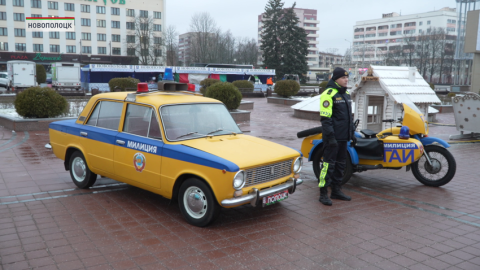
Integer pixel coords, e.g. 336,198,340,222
293,157,303,173
233,170,245,190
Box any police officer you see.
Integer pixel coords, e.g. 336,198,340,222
318,67,356,206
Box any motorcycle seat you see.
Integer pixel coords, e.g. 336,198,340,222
355,138,384,160
360,129,377,138
297,126,322,138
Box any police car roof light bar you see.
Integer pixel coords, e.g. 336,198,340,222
137,83,149,93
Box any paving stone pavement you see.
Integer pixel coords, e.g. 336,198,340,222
0,97,480,270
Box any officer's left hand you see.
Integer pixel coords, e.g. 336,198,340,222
351,136,357,147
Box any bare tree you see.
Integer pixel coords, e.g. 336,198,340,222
126,15,163,65
235,37,259,65
164,25,179,66
189,12,220,64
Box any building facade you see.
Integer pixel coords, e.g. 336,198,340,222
178,32,193,66
0,0,164,70
318,52,343,68
258,8,320,68
351,8,457,65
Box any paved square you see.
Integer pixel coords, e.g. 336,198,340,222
1,98,479,270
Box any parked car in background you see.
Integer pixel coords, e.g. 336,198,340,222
0,72,11,91
46,73,52,84
48,83,304,227
7,60,37,91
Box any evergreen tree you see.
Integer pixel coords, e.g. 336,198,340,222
260,0,284,72
260,1,309,82
279,3,309,82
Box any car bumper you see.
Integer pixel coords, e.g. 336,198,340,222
221,178,303,207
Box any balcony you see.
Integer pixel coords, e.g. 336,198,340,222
304,19,320,24
307,33,319,38
304,26,319,31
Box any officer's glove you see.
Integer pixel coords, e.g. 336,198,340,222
351,136,357,147
328,137,338,147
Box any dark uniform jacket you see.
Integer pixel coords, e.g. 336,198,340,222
319,79,354,142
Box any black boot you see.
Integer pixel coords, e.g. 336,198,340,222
330,185,351,201
319,188,332,206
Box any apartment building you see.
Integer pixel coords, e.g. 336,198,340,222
258,8,320,68
318,52,343,68
351,7,457,64
0,0,164,68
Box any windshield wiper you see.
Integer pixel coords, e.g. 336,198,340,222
207,129,223,135
176,132,199,139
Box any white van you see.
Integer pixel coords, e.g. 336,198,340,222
7,60,37,91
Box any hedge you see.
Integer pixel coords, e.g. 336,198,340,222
232,80,254,93
205,82,242,110
199,78,220,95
14,87,67,118
108,77,140,92
274,80,300,97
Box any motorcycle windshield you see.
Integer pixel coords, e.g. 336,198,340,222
401,94,428,135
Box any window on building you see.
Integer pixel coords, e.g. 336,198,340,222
66,45,76,53
14,28,26,37
0,12,5,20
0,42,8,51
81,32,91,40
64,3,74,11
403,29,415,34
96,6,105,14
154,12,161,19
427,21,431,25
140,10,148,18
126,22,135,30
97,33,106,41
154,24,161,32
112,47,121,55
32,31,43,38
81,4,90,13
48,1,58,9
154,37,162,44
447,27,455,32
16,43,27,51
112,34,120,42
31,0,41,8
378,25,388,30
0,27,7,36
49,31,60,39
31,14,41,18
50,45,60,52
127,35,135,43
354,35,364,39
97,19,106,27
14,13,25,21
140,23,148,31
390,24,396,28
13,0,24,7
66,32,75,40
126,9,135,17
82,46,91,54
111,7,120,15
127,48,135,56
379,32,388,37
81,18,91,26
111,21,120,28
365,34,376,38
427,28,431,33
0,0,5,4
98,47,106,54
33,44,43,52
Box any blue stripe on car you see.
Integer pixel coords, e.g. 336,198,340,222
49,120,240,172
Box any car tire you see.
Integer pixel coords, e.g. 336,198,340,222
178,178,220,227
69,151,97,189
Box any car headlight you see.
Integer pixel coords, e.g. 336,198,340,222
233,170,245,190
293,157,303,173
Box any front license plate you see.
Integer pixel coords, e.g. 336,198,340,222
262,190,288,207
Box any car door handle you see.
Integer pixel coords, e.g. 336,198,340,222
80,132,87,137
116,140,125,145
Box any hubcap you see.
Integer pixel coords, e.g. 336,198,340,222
72,157,86,182
183,186,207,219
425,159,442,174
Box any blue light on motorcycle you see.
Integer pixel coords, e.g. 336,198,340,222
399,126,410,139
163,68,174,81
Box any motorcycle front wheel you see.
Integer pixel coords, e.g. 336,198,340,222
411,145,456,187
312,146,353,186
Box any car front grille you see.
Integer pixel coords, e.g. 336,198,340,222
244,159,293,187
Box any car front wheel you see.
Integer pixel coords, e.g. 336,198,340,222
69,151,97,189
178,178,220,227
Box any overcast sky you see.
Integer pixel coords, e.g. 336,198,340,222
166,0,455,55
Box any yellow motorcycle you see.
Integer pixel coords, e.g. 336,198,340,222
298,100,456,186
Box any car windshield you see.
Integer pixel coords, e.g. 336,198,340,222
160,103,242,141
0,74,7,79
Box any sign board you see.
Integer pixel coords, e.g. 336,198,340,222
362,76,380,82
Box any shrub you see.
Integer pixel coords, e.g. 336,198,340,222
36,64,46,84
429,83,435,90
205,82,242,110
319,81,328,90
232,80,254,93
447,92,456,98
14,87,67,118
108,77,140,92
199,78,221,95
274,80,300,97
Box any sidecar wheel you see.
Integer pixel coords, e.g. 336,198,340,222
411,145,456,187
312,146,353,186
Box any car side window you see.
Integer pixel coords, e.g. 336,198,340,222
123,104,162,140
85,100,123,130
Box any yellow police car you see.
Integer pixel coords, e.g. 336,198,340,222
49,84,303,226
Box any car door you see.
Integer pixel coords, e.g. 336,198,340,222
114,103,163,189
81,100,124,176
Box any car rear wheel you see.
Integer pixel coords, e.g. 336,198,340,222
178,178,220,227
69,151,97,189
